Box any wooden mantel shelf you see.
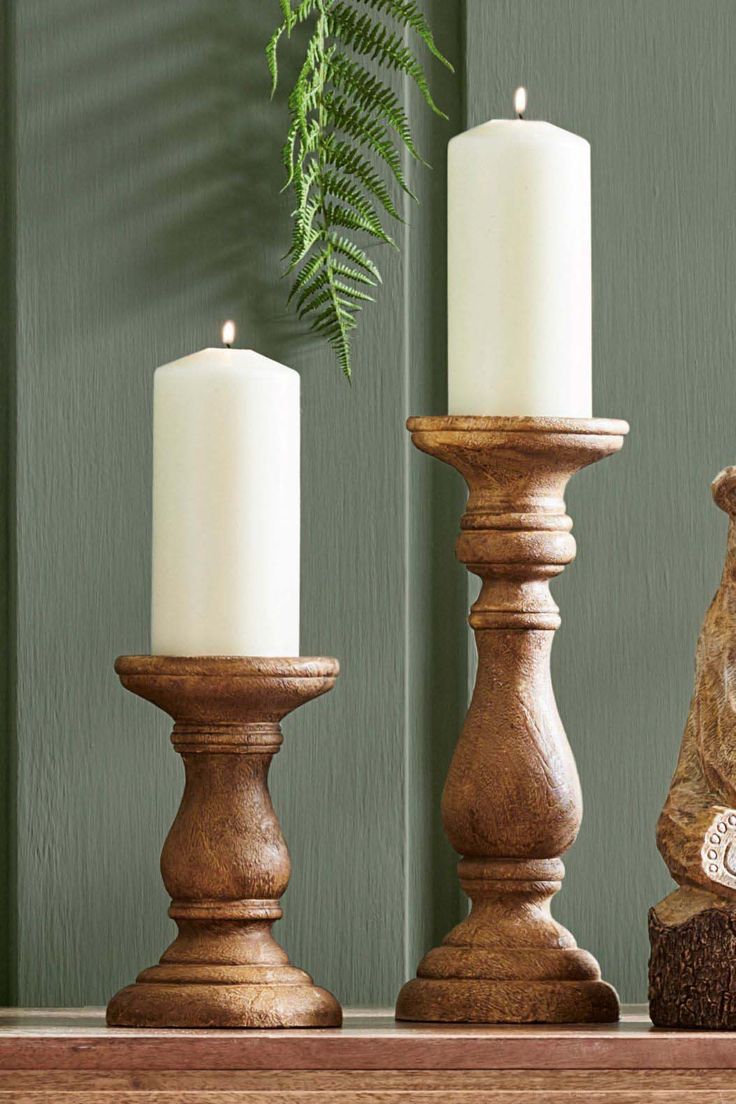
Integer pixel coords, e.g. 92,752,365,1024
2,1006,736,1101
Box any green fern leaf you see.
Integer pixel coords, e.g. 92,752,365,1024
266,26,284,93
331,278,375,303
323,138,400,217
324,92,414,196
267,0,451,378
356,0,454,71
320,172,391,237
297,287,338,318
331,52,423,160
293,268,332,311
330,236,381,282
323,202,395,246
327,4,445,118
288,251,330,298
330,261,378,287
279,0,296,29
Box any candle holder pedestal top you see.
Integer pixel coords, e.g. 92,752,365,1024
107,655,342,1030
396,415,628,1025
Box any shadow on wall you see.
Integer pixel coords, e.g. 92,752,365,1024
22,0,306,358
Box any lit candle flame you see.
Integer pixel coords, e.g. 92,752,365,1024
221,320,236,347
514,86,527,118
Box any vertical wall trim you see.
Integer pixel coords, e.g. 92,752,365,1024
0,0,16,1006
403,0,468,981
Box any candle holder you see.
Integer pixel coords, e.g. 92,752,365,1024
107,655,342,1029
396,416,628,1024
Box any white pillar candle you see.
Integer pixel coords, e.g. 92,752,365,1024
151,326,300,657
448,88,592,417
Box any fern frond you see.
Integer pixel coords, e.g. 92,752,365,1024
331,279,375,303
279,0,296,29
331,52,422,160
330,235,381,282
323,202,395,246
356,0,454,71
323,138,400,218
327,3,445,118
286,196,321,268
267,0,452,378
330,261,378,287
320,172,392,238
324,92,414,196
266,26,284,93
287,250,329,301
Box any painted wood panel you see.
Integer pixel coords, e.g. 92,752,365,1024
11,0,729,1011
8,0,464,1005
465,0,736,1002
0,0,14,1008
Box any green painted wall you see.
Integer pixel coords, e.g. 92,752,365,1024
466,0,736,1002
0,0,15,1009
5,0,465,1006
6,0,736,1010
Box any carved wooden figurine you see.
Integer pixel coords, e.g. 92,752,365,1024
107,656,342,1029
396,416,628,1024
650,467,736,1028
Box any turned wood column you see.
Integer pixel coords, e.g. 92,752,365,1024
107,656,342,1029
396,416,628,1024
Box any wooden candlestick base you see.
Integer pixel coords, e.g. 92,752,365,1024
396,416,628,1024
106,656,342,1029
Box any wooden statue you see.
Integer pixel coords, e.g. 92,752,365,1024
650,466,736,1028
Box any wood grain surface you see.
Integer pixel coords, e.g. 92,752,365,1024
3,1008,736,1101
106,657,342,1028
0,1006,735,1070
466,0,736,1004
397,419,625,1024
6,0,465,1009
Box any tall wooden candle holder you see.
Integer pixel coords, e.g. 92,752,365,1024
107,656,342,1029
396,416,628,1024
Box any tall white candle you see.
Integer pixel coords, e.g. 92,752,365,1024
151,326,300,657
448,88,592,417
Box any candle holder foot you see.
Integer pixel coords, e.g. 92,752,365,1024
106,656,342,1029
396,417,628,1024
396,858,618,1023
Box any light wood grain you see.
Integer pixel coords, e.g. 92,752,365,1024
1,1090,735,1104
397,418,626,1024
2,1010,736,1101
5,1068,736,1090
106,658,342,1029
3,1007,736,1071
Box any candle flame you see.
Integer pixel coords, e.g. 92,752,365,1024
513,86,527,117
221,320,236,347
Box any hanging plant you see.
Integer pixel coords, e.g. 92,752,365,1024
267,0,453,380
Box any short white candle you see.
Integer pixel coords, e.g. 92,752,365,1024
151,325,300,657
448,88,592,417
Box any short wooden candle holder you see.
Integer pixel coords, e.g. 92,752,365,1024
396,416,629,1024
106,655,342,1029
